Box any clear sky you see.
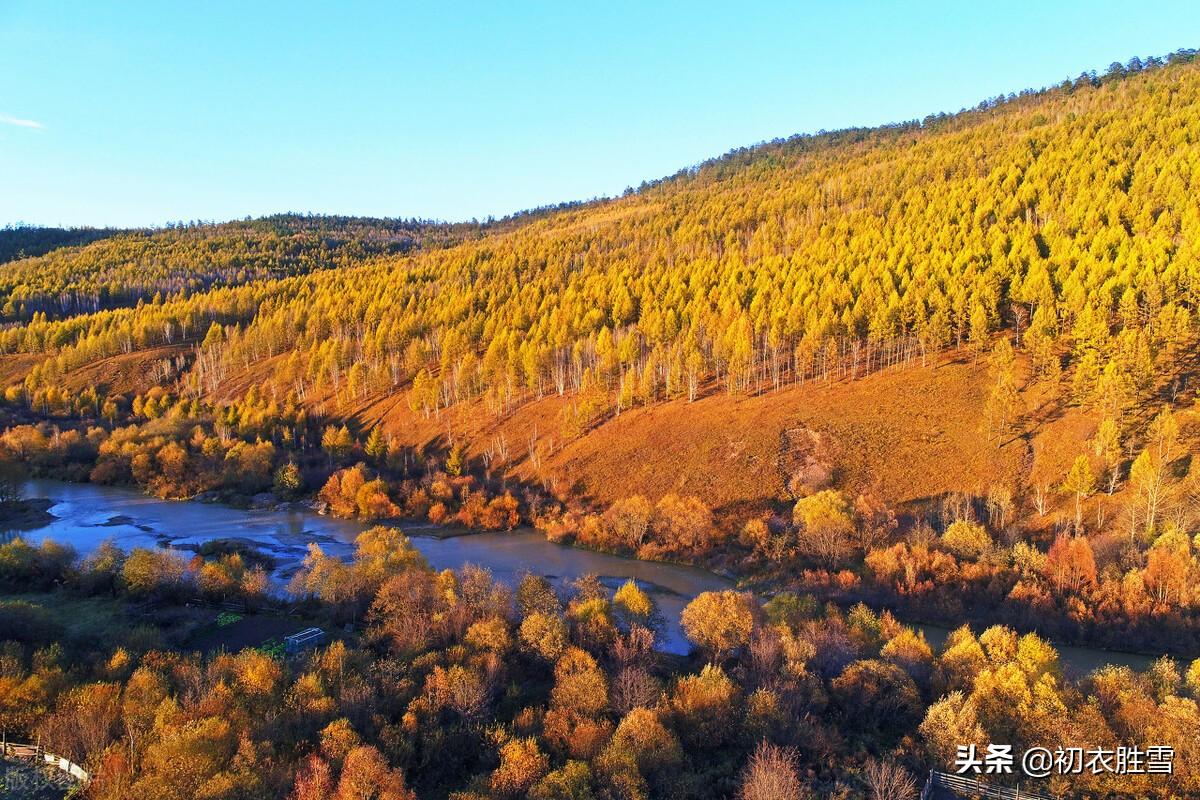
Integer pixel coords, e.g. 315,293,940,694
1,1,1197,228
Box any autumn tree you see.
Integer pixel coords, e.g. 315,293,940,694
490,737,550,797
335,745,416,800
919,691,987,769
648,494,714,559
1061,455,1095,534
793,489,855,565
940,520,990,559
551,647,609,717
291,755,334,800
1129,407,1180,538
603,495,655,554
613,579,656,632
1043,534,1097,594
984,337,1019,442
321,424,355,464
831,659,922,736
364,427,387,464
273,461,304,497
1091,417,1123,495
121,548,187,598
862,758,918,800
520,611,568,663
681,590,755,663
668,664,740,749
738,742,805,800
1143,534,1192,607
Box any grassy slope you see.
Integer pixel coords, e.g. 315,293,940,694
0,592,128,641
0,345,190,397
339,349,1073,524
330,341,1200,536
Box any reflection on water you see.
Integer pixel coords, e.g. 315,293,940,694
8,479,1165,668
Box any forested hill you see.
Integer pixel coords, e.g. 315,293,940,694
0,214,499,322
0,199,618,323
4,51,1200,546
0,224,117,265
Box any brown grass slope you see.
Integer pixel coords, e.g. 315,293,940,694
319,349,1080,525
0,345,190,398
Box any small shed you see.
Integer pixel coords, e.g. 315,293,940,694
284,627,326,654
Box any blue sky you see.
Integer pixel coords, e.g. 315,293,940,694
1,1,1197,228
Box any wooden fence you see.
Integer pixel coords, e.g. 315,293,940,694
921,770,1051,800
0,738,89,783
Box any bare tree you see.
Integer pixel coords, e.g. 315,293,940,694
862,758,918,800
527,425,541,471
1033,482,1050,516
739,742,807,800
748,628,784,689
986,484,1014,531
610,666,661,715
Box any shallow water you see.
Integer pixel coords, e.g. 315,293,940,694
6,479,1163,668
9,479,730,653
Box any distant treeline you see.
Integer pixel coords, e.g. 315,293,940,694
0,224,118,265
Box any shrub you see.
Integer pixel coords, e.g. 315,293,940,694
941,520,991,559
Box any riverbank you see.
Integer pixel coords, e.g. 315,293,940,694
9,477,732,654
0,497,56,530
8,477,1181,672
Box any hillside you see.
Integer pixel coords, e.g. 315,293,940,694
2,53,1200,583
0,214,497,323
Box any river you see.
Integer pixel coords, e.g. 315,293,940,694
8,479,731,653
5,479,1161,669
